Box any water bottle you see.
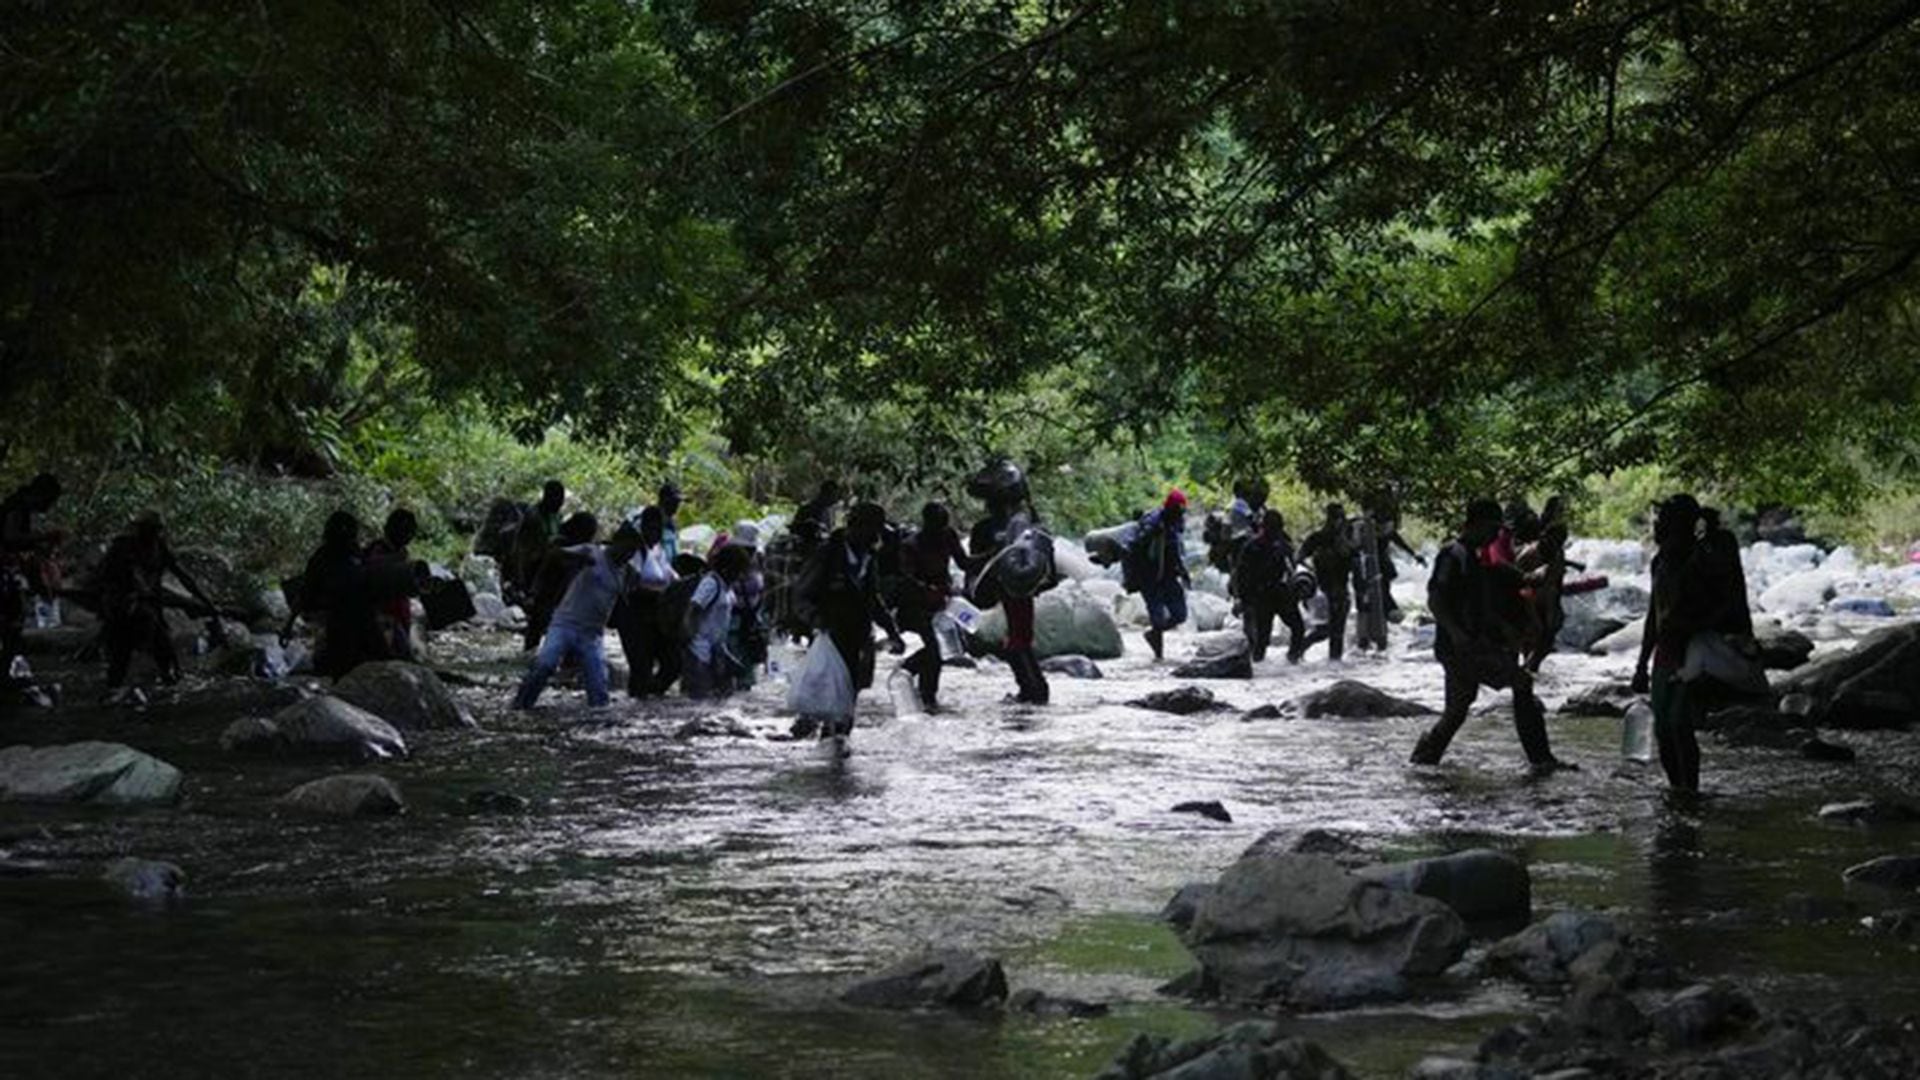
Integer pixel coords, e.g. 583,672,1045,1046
8,655,32,681
1621,699,1654,763
887,667,925,719
32,598,58,629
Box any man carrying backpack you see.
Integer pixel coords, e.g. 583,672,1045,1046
1125,490,1190,661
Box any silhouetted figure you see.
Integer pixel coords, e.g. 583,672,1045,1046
1125,490,1190,661
1,473,62,679
523,512,600,651
513,525,643,709
616,506,680,697
899,502,969,710
792,502,904,741
1234,509,1306,663
96,513,223,691
792,480,843,547
655,481,684,563
682,544,754,699
363,508,421,661
967,460,1051,704
1298,503,1357,661
1410,499,1574,776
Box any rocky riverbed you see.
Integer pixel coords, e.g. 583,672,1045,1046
3,540,1919,1078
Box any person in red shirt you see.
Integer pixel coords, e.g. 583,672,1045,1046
363,508,420,661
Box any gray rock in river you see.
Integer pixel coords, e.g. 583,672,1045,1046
1483,911,1625,985
1127,686,1227,715
1094,1021,1353,1080
1182,853,1467,1009
673,714,755,739
840,950,1008,1010
1161,881,1214,930
1818,798,1920,825
1843,854,1920,890
1555,614,1626,653
1170,800,1232,823
0,742,183,807
1558,685,1632,718
1294,680,1434,719
1648,982,1759,1048
221,696,408,762
1038,654,1103,679
1406,1057,1525,1080
334,660,473,731
1006,988,1108,1019
1356,849,1531,928
1240,828,1365,863
1776,622,1920,715
1171,652,1253,680
1755,627,1816,670
101,857,187,906
279,774,406,819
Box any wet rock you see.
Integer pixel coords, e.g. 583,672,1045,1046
1484,911,1623,985
459,555,503,599
1586,617,1644,655
1194,630,1251,659
1356,849,1531,927
1825,687,1916,731
279,774,406,819
1648,982,1758,1047
1558,686,1631,718
1715,720,1807,751
1760,569,1837,615
1755,627,1816,670
1867,908,1920,940
1039,655,1103,679
1561,976,1649,1040
470,592,512,625
975,581,1123,660
1094,1021,1353,1080
1241,828,1364,863
1183,854,1468,1008
1777,622,1920,708
101,857,186,906
1171,652,1252,680
840,950,1008,1011
1007,988,1108,1019
334,661,473,731
1712,1025,1816,1075
1830,596,1897,617
674,715,755,739
1162,881,1214,930
1295,680,1434,720
1843,854,1920,891
1407,1058,1524,1080
1241,703,1285,721
221,696,408,762
1171,800,1232,823
1190,592,1233,633
1819,798,1920,825
1128,686,1226,715
1556,615,1626,653
1779,891,1858,924
1565,939,1637,985
1800,737,1857,763
0,742,183,807
465,790,530,814
212,635,291,680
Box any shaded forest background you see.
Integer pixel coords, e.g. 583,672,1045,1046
5,1,1920,574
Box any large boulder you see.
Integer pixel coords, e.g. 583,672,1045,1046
1190,592,1233,633
974,580,1123,660
1483,911,1624,985
1183,854,1468,1008
1759,569,1837,615
1051,541,1098,582
221,696,408,761
1295,680,1434,720
1095,1023,1353,1080
1776,622,1920,727
1555,614,1626,653
279,774,406,819
1357,849,1531,928
334,661,472,731
0,742,182,806
840,951,1008,1010
1587,617,1645,655
1843,855,1920,891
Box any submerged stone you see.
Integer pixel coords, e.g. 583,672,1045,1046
0,742,182,807
841,950,1008,1010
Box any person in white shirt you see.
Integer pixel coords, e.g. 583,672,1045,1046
682,545,752,698
614,506,680,697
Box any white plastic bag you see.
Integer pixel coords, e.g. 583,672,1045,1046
787,635,854,719
1678,632,1768,694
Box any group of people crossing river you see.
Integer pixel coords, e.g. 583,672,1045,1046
0,460,1752,791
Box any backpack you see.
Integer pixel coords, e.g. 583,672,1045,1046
655,575,704,641
1121,510,1161,594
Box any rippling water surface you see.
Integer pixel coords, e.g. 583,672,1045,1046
3,623,1918,1078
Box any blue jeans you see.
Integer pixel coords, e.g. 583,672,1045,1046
514,622,610,708
1143,580,1188,632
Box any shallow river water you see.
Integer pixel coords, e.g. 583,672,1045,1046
3,620,1919,1078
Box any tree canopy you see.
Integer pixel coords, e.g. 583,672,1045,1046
6,1,1919,514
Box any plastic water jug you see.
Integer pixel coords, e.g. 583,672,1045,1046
887,667,924,719
1621,699,1654,763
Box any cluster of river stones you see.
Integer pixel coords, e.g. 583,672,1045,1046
5,533,1920,1077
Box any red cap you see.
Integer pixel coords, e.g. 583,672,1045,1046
1165,488,1188,510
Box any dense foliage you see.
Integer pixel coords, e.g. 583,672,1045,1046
6,1,1919,521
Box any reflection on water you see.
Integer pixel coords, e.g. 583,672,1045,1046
2,628,1917,1078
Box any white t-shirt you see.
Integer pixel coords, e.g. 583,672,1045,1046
687,573,734,662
